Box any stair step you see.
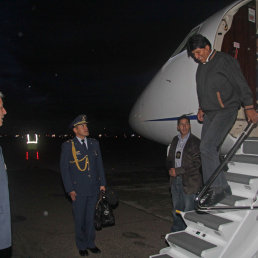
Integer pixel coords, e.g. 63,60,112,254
184,211,232,230
243,138,258,155
231,155,258,165
225,172,258,184
219,195,247,206
167,232,217,257
227,161,258,177
150,254,172,258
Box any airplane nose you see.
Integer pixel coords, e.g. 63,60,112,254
129,100,142,133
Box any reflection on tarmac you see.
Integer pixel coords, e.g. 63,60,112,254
4,137,172,257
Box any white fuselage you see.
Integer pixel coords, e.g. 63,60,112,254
129,0,252,152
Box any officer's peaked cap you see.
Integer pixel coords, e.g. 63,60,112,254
70,114,88,128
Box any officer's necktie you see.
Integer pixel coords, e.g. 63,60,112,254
81,139,87,151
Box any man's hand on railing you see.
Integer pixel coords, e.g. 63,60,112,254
245,108,258,124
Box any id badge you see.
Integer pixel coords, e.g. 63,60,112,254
176,151,181,159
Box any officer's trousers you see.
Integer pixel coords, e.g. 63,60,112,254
72,194,98,250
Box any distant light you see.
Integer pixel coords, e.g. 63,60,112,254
51,134,55,138
98,134,102,138
64,134,68,137
138,135,141,138
26,152,29,160
18,32,24,37
36,151,39,160
28,85,32,88
131,134,135,138
15,134,20,138
54,73,58,77
115,135,118,138
27,134,38,144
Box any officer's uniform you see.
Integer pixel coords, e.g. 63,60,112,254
60,115,106,250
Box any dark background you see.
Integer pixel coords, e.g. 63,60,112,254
0,0,236,135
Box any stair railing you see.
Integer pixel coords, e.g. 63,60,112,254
195,122,258,210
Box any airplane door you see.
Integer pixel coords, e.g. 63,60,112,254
221,0,256,104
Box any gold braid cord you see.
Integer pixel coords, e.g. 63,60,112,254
70,141,90,172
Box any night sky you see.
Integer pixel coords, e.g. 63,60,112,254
0,0,236,134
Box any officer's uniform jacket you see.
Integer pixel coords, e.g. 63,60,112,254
0,146,11,249
60,137,106,196
166,134,202,194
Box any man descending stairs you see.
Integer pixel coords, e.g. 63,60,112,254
150,132,258,258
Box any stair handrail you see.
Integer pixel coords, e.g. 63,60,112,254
195,122,257,210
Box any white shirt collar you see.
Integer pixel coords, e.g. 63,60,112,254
204,49,215,64
76,137,88,148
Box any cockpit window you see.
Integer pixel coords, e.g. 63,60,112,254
171,26,200,58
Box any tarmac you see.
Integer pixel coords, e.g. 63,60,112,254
5,137,173,258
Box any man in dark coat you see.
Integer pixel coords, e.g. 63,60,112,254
186,34,258,206
60,114,106,256
0,92,11,258
166,115,202,232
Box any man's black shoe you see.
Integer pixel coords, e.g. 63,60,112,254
88,246,101,254
202,187,230,207
79,250,88,256
224,185,232,195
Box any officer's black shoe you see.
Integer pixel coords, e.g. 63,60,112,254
88,246,101,254
79,249,88,256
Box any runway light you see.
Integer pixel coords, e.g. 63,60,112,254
27,134,38,144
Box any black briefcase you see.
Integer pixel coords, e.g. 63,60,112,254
95,191,115,231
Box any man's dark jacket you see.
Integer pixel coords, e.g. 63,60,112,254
166,134,202,194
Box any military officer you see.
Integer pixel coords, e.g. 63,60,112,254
0,92,11,258
60,114,106,256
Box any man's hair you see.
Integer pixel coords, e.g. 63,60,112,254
0,91,4,99
177,115,190,125
186,34,211,57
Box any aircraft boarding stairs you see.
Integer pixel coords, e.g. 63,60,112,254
150,123,258,258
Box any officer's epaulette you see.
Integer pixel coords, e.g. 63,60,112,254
88,137,97,141
88,138,97,143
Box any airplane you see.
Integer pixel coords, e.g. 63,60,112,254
129,0,258,257
129,0,258,154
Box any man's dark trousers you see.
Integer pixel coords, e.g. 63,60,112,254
171,176,195,232
72,194,98,250
200,108,238,188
